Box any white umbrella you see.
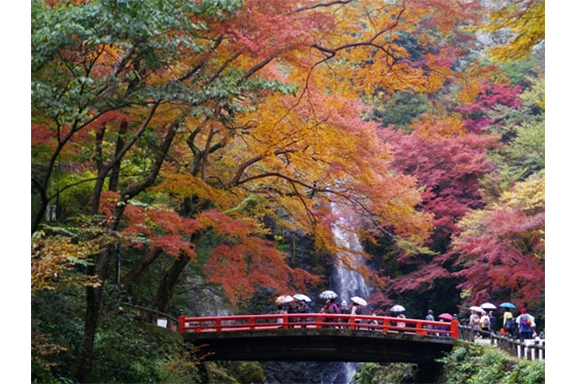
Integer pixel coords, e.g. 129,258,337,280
293,293,312,302
319,290,338,300
469,306,486,314
350,296,368,306
276,295,294,304
480,302,497,310
390,304,406,313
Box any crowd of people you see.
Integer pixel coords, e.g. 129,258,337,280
275,299,543,342
467,307,543,340
275,299,452,335
275,298,394,330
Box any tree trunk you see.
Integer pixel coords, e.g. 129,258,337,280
152,230,205,312
75,115,179,381
108,121,127,192
152,254,191,313
121,247,163,287
76,246,114,383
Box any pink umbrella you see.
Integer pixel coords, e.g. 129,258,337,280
438,313,453,321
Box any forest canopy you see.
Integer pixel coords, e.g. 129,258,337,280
30,1,544,382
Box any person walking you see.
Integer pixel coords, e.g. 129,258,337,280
287,301,298,328
350,302,362,315
488,311,497,334
297,300,309,328
480,311,490,338
425,309,435,335
502,308,514,336
351,302,363,329
323,299,340,328
516,308,535,340
368,309,379,330
396,312,407,333
340,301,350,328
276,305,287,327
469,310,481,338
437,318,450,337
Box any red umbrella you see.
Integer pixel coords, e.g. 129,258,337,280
438,313,453,321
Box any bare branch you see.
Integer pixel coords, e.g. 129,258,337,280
294,0,353,13
178,37,223,82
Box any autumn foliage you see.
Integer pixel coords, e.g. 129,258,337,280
31,1,544,381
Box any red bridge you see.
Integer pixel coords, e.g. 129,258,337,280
126,304,542,382
179,313,458,337
178,312,458,381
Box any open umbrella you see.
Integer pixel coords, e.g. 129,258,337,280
350,296,368,306
469,306,485,314
293,293,312,302
438,313,453,321
480,302,497,310
499,302,517,309
275,295,294,304
319,290,338,300
390,304,406,313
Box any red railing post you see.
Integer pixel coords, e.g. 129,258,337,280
216,319,222,331
450,320,459,338
382,318,389,333
179,315,185,334
249,316,255,330
415,321,425,335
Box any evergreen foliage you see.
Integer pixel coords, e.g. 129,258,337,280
352,344,545,384
437,343,545,384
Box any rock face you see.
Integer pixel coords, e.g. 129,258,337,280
475,0,545,70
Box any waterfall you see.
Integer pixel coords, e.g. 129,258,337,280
330,220,371,304
328,203,372,384
263,204,373,384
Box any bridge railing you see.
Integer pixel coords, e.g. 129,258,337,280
179,313,459,338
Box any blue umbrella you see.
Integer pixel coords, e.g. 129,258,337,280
499,302,517,309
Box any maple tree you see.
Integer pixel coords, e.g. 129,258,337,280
450,172,544,307
32,1,483,379
373,124,499,300
447,69,545,308
363,7,544,312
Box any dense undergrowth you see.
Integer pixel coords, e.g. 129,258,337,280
352,342,545,384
